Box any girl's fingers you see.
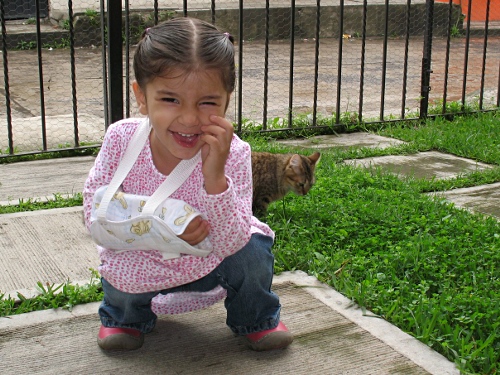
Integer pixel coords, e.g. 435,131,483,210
179,218,210,246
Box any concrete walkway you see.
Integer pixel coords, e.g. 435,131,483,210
4,131,498,374
0,271,457,375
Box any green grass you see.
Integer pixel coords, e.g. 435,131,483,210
268,160,499,374
260,110,500,374
0,110,499,374
0,193,83,214
0,269,102,316
377,112,500,164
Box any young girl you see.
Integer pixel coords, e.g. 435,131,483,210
83,17,293,352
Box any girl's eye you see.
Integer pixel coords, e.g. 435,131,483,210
201,101,217,106
162,98,178,103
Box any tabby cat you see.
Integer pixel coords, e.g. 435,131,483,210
251,151,321,216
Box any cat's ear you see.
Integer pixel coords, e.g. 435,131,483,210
309,152,321,166
289,154,302,166
288,154,303,173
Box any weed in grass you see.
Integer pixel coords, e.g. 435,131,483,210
16,40,37,50
0,193,83,214
0,269,102,317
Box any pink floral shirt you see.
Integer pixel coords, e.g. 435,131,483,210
83,119,274,299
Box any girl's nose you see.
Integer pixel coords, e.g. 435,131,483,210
179,109,200,127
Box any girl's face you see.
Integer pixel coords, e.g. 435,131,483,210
133,68,230,171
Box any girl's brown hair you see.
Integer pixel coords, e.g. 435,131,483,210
133,17,235,93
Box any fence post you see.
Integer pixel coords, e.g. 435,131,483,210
419,0,434,119
106,0,123,125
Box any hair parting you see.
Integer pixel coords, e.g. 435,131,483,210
133,17,235,94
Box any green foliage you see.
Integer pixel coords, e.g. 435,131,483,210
252,110,500,374
60,19,71,31
377,111,500,165
43,37,71,49
0,193,83,214
0,147,99,163
84,9,100,27
0,269,102,316
265,155,500,374
16,40,37,50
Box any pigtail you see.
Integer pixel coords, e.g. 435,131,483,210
223,32,234,44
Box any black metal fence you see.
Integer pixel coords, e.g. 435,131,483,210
1,0,499,157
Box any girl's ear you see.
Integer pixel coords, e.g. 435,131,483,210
132,81,148,115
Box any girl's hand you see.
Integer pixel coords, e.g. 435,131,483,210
200,115,233,195
178,216,210,246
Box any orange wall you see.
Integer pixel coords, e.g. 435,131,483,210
436,0,500,21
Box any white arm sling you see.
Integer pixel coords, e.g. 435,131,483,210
89,119,212,260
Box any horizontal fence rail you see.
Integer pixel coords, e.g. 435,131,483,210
1,0,499,158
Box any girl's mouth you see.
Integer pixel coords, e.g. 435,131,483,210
171,131,200,148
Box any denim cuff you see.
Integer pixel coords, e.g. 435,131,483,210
100,315,157,334
228,310,281,336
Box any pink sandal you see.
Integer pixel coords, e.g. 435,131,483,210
97,325,144,351
245,321,294,351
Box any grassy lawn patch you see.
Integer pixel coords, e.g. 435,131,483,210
267,158,499,374
251,110,500,374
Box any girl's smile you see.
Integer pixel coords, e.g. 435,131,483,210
171,131,201,148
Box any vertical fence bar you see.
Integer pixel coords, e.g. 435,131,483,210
0,1,13,154
312,0,321,127
442,0,453,114
461,0,472,109
100,0,109,129
107,0,123,124
35,0,47,150
125,0,131,117
358,0,367,122
379,0,389,121
237,0,243,131
401,0,411,119
497,62,500,107
154,0,159,25
419,0,434,119
288,0,296,128
335,0,344,125
262,0,270,130
479,0,491,110
68,0,79,146
211,0,216,25
183,0,188,17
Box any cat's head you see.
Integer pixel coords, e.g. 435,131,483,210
284,152,321,195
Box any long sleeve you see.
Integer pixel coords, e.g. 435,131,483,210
83,118,273,294
196,139,253,258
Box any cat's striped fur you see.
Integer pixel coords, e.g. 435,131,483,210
251,151,321,217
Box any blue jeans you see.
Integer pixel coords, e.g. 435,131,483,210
99,233,281,335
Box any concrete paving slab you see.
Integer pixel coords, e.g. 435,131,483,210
344,151,494,180
0,207,99,293
277,133,407,150
0,271,459,375
0,156,95,205
429,182,500,219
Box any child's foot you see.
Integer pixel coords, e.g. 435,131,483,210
245,321,293,351
97,325,144,351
